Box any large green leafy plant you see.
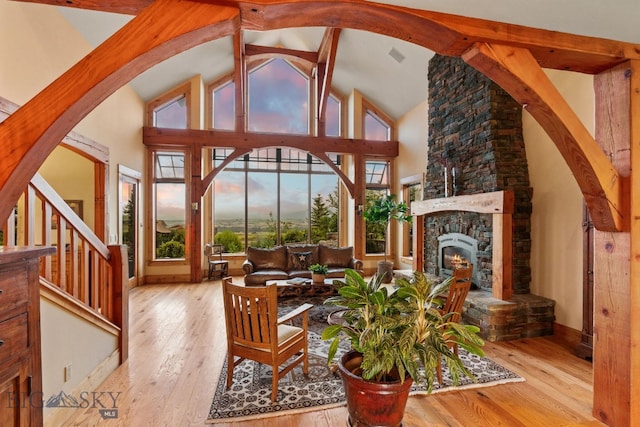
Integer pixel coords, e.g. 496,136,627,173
363,194,411,263
322,269,485,391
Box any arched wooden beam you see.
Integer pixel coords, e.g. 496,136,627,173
3,0,640,222
0,0,239,221
201,147,251,194
462,43,626,232
198,146,355,199
308,151,355,198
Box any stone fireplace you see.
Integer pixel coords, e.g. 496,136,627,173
420,55,555,341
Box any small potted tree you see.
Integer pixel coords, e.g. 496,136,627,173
322,269,485,427
309,263,329,283
363,194,411,283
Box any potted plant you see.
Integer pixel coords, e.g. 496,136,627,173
322,269,485,427
309,263,329,283
363,194,411,283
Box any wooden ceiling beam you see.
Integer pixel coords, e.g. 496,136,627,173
316,28,341,136
245,44,318,63
142,126,399,157
13,0,640,75
232,29,245,132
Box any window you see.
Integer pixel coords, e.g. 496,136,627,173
362,97,394,255
119,166,141,281
209,59,343,251
152,151,187,260
364,160,391,254
325,94,342,137
212,80,235,130
212,148,339,250
248,58,309,135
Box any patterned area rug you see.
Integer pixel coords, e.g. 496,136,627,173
206,295,524,424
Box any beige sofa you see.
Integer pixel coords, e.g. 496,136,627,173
242,244,363,285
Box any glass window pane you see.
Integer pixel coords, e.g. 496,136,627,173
214,170,245,253
213,81,235,130
155,153,185,181
247,172,278,248
155,182,186,259
326,95,341,137
154,96,187,129
365,188,388,254
280,173,309,245
248,58,309,135
311,176,339,244
364,109,389,141
365,161,389,186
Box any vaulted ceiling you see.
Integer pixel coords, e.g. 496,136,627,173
53,0,640,119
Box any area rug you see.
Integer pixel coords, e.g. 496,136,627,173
206,295,524,424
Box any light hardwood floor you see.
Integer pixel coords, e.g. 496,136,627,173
61,280,604,427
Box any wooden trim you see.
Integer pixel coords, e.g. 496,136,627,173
411,190,514,216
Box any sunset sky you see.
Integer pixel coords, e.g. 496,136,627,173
156,58,341,223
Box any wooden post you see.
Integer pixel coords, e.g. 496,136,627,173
108,245,129,363
592,61,635,427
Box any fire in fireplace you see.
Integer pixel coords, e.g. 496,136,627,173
437,233,479,286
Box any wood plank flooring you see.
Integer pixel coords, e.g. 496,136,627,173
60,280,604,427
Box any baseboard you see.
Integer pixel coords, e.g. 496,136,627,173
44,349,121,426
552,322,582,352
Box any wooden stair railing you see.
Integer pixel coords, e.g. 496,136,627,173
1,172,128,362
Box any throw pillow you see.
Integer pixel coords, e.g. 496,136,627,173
289,251,313,271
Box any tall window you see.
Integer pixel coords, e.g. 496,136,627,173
153,151,187,260
365,160,390,254
119,166,141,281
363,99,393,255
209,58,343,251
149,88,190,261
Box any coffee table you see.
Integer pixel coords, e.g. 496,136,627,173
267,278,341,298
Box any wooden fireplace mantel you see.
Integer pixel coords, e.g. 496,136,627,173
411,190,514,300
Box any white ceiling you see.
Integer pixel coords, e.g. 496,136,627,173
57,0,640,120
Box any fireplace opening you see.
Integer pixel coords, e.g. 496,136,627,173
438,233,479,287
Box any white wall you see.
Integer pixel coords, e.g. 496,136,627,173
395,100,429,269
525,69,594,330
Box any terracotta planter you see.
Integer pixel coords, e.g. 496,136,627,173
338,350,413,427
311,273,326,283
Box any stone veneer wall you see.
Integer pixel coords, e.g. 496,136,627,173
425,55,533,295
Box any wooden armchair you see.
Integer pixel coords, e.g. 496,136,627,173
436,264,473,384
222,277,313,401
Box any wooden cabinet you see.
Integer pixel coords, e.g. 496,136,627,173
0,246,55,426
